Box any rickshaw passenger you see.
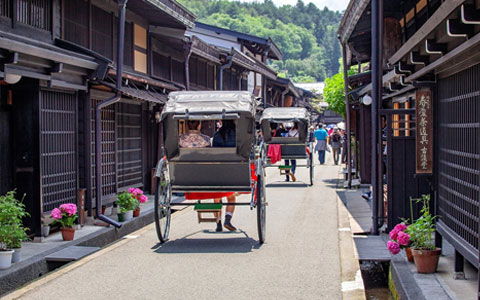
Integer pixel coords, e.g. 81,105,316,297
179,120,210,148
212,120,237,232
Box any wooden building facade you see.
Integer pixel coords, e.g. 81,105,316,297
339,0,480,290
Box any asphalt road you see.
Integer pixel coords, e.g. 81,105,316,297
13,156,343,300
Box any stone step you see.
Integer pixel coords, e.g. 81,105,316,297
45,246,100,262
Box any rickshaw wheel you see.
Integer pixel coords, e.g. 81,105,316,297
309,152,314,186
256,171,266,244
154,176,171,243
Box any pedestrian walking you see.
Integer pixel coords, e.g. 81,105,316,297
329,127,342,165
314,124,328,164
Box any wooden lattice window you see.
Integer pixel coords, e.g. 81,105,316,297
16,0,51,31
152,52,170,80
116,102,143,188
40,89,78,212
92,6,113,59
172,59,185,85
63,0,88,48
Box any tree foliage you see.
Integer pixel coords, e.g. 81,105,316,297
178,0,342,82
323,72,345,118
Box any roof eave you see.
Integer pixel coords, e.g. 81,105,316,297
338,0,370,44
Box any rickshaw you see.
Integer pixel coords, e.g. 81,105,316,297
260,107,314,186
153,91,267,244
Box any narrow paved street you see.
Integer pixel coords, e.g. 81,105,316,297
10,157,344,300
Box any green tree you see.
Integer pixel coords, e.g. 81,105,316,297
323,72,346,118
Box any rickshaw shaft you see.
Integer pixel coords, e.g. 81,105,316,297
169,203,252,206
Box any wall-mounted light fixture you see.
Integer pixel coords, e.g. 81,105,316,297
362,94,372,106
154,111,161,123
4,73,21,84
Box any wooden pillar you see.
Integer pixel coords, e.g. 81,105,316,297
371,0,384,235
341,44,352,188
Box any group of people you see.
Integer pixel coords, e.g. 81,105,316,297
179,120,238,232
311,124,346,165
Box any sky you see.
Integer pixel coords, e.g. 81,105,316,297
238,0,349,12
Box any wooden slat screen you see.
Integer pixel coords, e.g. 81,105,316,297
92,5,113,59
116,102,142,188
207,64,215,90
172,59,184,85
63,0,88,48
40,89,77,212
0,0,11,18
437,63,480,254
90,98,116,200
198,59,207,88
16,0,51,31
152,51,170,80
189,56,198,86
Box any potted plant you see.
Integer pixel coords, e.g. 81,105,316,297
409,194,440,273
386,222,413,262
128,188,147,217
0,190,29,265
116,192,138,222
0,225,15,269
51,203,78,241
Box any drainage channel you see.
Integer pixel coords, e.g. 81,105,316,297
360,261,393,300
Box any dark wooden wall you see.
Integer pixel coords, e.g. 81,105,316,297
0,87,12,195
359,105,371,184
386,135,431,230
12,79,41,236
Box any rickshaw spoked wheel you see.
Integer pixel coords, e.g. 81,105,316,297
256,170,266,244
309,152,314,186
154,174,171,243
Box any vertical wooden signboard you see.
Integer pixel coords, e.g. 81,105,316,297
415,88,433,174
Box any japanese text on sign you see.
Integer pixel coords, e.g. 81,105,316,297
415,89,433,174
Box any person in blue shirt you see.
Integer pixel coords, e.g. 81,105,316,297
314,124,328,165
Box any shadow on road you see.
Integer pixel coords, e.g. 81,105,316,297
266,182,309,188
151,230,262,254
322,178,340,189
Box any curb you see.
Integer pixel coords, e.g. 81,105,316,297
0,209,155,297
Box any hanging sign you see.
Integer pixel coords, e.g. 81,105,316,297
415,88,433,174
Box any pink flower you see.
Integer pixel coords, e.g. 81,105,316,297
128,188,143,197
139,195,148,203
60,203,77,216
394,223,407,232
387,241,401,255
389,228,399,240
397,231,410,246
51,208,62,220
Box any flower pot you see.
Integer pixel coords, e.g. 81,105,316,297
11,248,21,263
117,212,125,222
0,250,14,270
61,227,75,241
405,247,414,262
412,248,441,273
124,210,133,221
133,207,140,217
43,225,50,237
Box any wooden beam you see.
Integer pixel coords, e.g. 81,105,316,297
0,36,98,70
406,31,480,82
389,0,466,65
